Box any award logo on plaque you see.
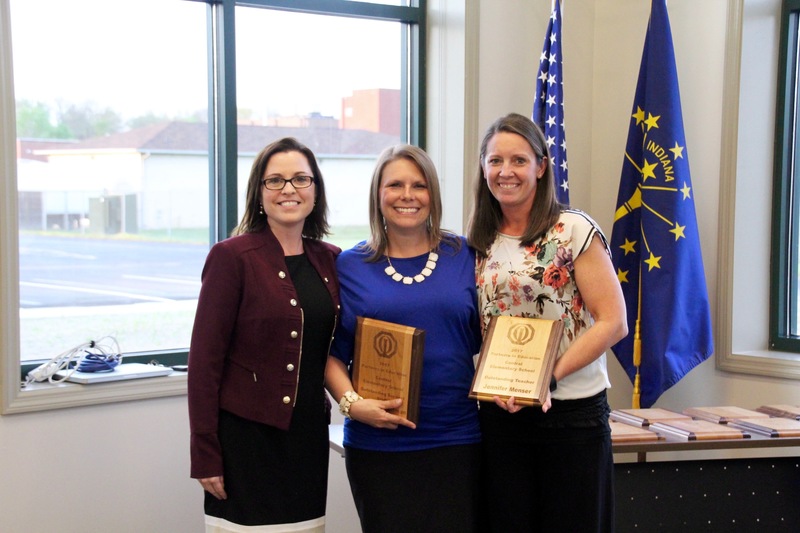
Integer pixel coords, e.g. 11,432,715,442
352,317,425,423
470,315,564,406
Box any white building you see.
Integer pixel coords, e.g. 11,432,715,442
18,122,399,233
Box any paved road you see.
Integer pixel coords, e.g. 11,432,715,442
19,235,210,308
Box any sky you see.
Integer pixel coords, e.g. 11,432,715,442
10,0,401,122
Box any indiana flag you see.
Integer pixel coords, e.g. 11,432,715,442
610,0,713,408
533,0,569,205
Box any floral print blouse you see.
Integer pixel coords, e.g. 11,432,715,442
476,209,612,399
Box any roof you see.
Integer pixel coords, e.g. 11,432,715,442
34,122,401,156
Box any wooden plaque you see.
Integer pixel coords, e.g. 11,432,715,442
756,404,800,420
649,419,750,441
610,420,662,443
728,417,800,438
469,316,563,407
352,317,424,424
682,406,769,424
610,408,691,427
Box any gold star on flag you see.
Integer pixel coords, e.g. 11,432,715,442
632,106,646,126
681,182,691,199
645,252,662,271
617,268,629,283
670,223,686,241
644,113,660,130
670,142,684,159
641,159,658,181
620,238,637,255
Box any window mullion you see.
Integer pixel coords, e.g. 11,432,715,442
210,0,239,243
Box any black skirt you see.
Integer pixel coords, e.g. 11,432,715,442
204,408,329,529
345,443,482,533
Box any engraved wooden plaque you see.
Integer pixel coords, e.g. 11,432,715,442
469,315,564,407
352,317,425,424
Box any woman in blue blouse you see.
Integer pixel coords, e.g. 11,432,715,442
326,144,482,533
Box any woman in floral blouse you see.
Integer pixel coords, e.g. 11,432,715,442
467,113,627,533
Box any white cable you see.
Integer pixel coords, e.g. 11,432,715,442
24,335,122,386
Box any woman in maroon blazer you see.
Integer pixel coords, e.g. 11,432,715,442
188,137,340,533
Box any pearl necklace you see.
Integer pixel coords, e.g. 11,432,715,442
384,251,439,285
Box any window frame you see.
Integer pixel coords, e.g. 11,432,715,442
770,0,800,352
716,0,800,379
1,0,427,414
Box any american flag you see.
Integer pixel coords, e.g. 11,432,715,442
533,0,569,205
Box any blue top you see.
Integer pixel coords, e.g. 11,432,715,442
330,236,482,452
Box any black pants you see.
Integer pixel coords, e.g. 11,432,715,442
478,396,615,533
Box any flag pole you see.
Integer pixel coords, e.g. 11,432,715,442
632,262,642,408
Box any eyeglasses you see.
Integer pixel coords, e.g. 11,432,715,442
261,175,315,190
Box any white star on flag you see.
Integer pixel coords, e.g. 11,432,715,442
532,0,569,205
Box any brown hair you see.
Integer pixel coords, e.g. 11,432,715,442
466,113,561,255
231,137,329,239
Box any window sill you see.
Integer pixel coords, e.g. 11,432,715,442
3,372,187,415
716,348,800,381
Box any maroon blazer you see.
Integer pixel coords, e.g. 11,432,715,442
187,229,340,479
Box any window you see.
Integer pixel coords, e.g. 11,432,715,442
12,0,209,365
1,0,426,413
717,0,800,380
772,0,800,352
232,5,408,241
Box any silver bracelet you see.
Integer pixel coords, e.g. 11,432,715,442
338,390,363,419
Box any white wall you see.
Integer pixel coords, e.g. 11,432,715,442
731,0,779,352
142,155,208,230
2,2,799,533
0,394,358,533
0,397,203,532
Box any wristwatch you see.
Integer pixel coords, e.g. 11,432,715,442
549,375,558,392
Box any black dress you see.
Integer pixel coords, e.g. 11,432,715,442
205,253,334,532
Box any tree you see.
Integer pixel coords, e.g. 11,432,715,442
15,100,70,139
58,101,123,139
127,112,170,130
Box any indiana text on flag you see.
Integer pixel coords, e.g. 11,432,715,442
533,0,569,205
610,0,713,408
